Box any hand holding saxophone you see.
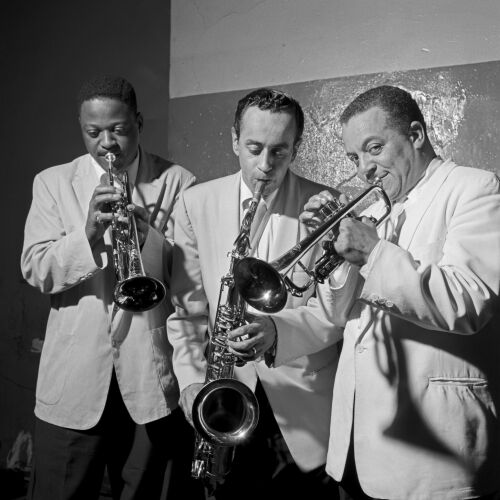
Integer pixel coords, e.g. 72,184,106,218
300,189,381,267
226,314,277,361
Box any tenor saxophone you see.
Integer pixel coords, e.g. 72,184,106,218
191,181,265,490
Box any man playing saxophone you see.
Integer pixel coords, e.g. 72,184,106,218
167,88,341,500
21,75,202,500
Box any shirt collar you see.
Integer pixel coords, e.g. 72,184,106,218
90,150,140,188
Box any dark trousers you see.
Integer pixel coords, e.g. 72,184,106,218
211,380,339,500
28,371,204,500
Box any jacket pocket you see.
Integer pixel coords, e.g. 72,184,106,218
423,376,496,459
36,332,74,405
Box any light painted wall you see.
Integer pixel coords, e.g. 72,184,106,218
171,0,500,98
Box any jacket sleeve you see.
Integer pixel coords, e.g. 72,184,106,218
20,172,106,294
272,271,349,367
360,173,500,334
166,190,208,392
162,167,197,244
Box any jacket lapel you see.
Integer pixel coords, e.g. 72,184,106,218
216,172,242,275
131,147,167,231
72,155,100,219
398,159,456,249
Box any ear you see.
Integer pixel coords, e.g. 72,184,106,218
231,126,239,156
408,121,425,149
291,139,302,161
136,112,144,132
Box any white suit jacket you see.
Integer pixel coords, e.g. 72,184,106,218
21,148,196,428
276,159,500,499
167,170,341,471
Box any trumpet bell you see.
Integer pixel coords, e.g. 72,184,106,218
233,257,287,314
193,378,259,447
114,275,166,312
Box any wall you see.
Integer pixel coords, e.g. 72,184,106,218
171,0,500,98
0,0,171,465
168,1,500,185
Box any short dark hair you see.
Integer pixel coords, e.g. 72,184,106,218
233,88,304,144
77,75,138,114
340,85,427,135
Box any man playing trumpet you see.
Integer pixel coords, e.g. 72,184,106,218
21,75,200,500
276,85,500,499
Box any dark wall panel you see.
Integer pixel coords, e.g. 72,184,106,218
0,0,171,465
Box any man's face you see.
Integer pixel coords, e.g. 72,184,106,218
342,106,424,202
232,107,299,197
79,97,142,172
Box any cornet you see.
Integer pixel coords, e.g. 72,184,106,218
233,182,391,314
105,152,166,312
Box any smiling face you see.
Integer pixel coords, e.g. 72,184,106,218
342,106,427,202
79,97,142,172
232,106,299,197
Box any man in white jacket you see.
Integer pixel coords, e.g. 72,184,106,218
168,88,340,500
280,85,500,500
21,75,200,500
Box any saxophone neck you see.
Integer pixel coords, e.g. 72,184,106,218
233,181,265,255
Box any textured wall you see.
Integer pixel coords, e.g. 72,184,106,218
169,60,500,199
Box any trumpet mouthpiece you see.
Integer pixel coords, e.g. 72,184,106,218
105,152,116,163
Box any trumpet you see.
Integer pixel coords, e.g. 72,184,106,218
233,182,391,314
105,152,166,312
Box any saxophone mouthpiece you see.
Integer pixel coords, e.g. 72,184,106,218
252,181,265,201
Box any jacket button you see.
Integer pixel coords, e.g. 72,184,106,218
356,345,366,354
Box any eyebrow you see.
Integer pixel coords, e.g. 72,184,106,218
244,139,290,148
83,120,128,128
361,135,383,149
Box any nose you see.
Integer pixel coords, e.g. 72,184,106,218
258,150,273,173
357,154,377,183
101,130,116,149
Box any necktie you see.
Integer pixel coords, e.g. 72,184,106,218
387,201,406,243
248,200,268,251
